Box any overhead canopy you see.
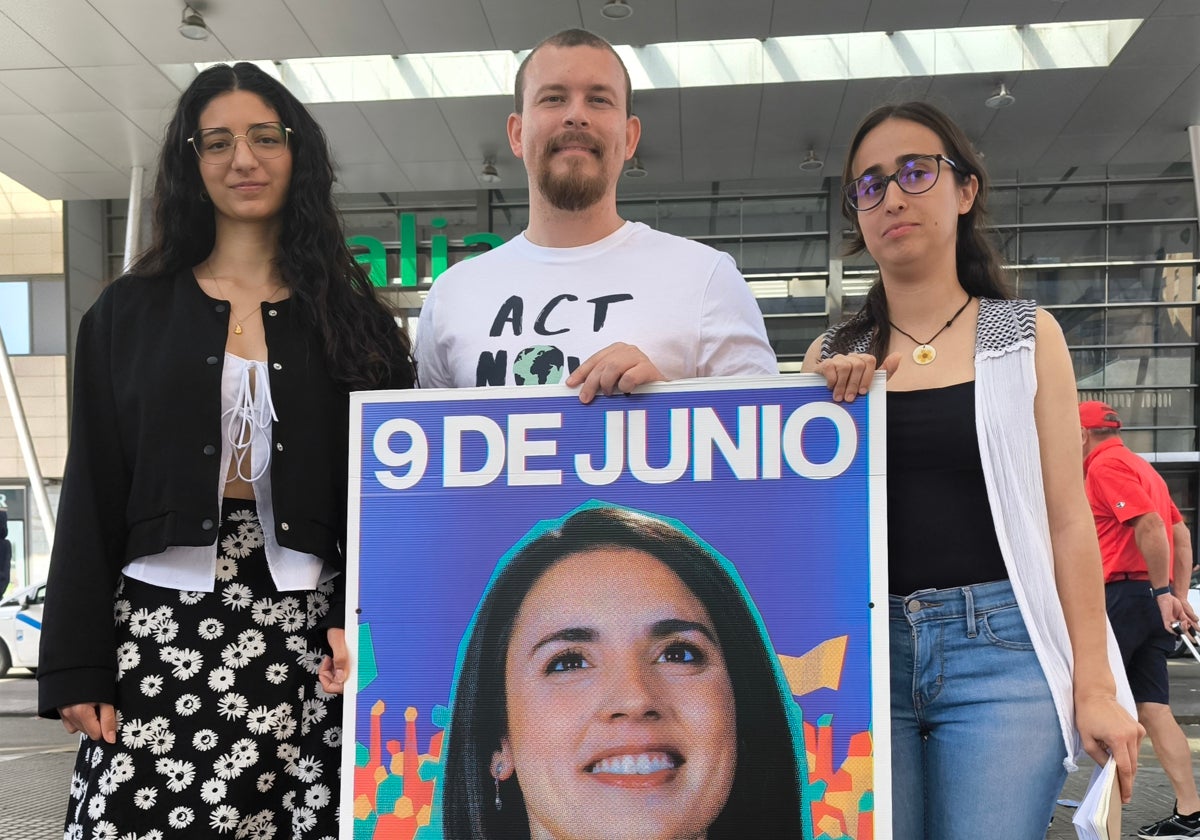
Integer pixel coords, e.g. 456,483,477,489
0,0,1194,199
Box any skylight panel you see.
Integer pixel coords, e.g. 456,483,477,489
179,19,1143,104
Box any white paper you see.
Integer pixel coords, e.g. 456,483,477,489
1181,629,1200,664
1072,756,1118,840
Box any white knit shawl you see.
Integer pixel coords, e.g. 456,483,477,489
973,297,1134,769
824,297,1135,768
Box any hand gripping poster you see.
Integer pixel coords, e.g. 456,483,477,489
342,374,888,840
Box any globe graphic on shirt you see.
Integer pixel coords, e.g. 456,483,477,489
513,345,565,385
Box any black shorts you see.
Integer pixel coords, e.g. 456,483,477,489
1106,580,1177,705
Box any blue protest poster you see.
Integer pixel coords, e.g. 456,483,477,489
341,375,888,840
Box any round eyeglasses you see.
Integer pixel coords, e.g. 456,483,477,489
188,122,292,165
843,154,962,211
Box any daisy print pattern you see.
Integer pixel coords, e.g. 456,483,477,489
97,767,119,795
252,598,284,626
210,803,240,833
221,582,253,611
139,675,164,697
198,617,224,640
192,729,219,752
115,642,140,679
216,556,239,580
239,521,265,549
220,516,263,559
208,666,236,692
60,501,342,838
167,805,194,829
200,778,227,805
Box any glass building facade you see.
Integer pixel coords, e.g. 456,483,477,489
83,171,1199,530
0,175,66,594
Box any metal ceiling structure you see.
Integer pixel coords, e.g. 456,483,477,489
0,0,1195,200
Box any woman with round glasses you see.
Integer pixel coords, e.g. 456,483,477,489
802,101,1142,838
38,62,415,837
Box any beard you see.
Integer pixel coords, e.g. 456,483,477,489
535,133,610,212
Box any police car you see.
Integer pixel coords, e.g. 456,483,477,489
0,581,43,676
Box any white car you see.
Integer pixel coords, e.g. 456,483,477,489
0,581,44,676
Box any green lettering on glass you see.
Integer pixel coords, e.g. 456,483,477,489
348,212,506,287
431,217,448,279
348,235,387,287
399,212,418,287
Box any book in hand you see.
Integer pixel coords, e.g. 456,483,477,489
1072,755,1120,840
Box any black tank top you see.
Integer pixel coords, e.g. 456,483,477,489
887,381,1008,596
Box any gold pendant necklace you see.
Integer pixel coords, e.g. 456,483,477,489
203,260,282,335
230,308,258,335
888,295,972,366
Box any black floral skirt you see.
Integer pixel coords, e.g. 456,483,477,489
62,500,342,839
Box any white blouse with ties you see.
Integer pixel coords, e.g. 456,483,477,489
120,353,330,593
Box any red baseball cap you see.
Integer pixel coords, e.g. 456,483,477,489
1079,401,1121,429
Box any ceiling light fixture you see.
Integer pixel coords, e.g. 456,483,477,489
178,4,210,41
985,82,1015,109
479,158,501,184
624,156,647,178
601,0,634,20
799,149,823,172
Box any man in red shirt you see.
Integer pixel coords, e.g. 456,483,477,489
1082,400,1200,838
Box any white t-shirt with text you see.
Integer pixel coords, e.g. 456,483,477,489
415,221,777,388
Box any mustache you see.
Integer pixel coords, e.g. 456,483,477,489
546,131,602,156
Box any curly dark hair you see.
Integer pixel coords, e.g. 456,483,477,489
443,505,806,840
130,62,414,390
830,100,1011,358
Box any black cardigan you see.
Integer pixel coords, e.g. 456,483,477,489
37,271,407,717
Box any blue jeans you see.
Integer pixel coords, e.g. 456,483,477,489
890,580,1068,839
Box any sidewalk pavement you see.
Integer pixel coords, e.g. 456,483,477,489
6,661,1200,838
0,668,38,716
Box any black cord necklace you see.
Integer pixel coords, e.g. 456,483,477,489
888,295,973,365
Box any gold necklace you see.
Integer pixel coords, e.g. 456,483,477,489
888,295,972,365
204,260,284,335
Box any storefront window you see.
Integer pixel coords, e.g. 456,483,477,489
1012,267,1104,306
1019,227,1106,264
1057,307,1107,347
989,186,1019,226
0,487,26,595
1109,181,1195,221
491,203,530,240
1017,183,1106,225
326,176,1197,455
0,281,29,354
1105,305,1194,345
1109,221,1195,263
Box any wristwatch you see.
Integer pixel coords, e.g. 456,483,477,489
1152,585,1172,598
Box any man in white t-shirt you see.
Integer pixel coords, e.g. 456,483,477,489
415,28,777,401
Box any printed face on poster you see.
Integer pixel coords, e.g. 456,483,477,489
342,375,889,840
